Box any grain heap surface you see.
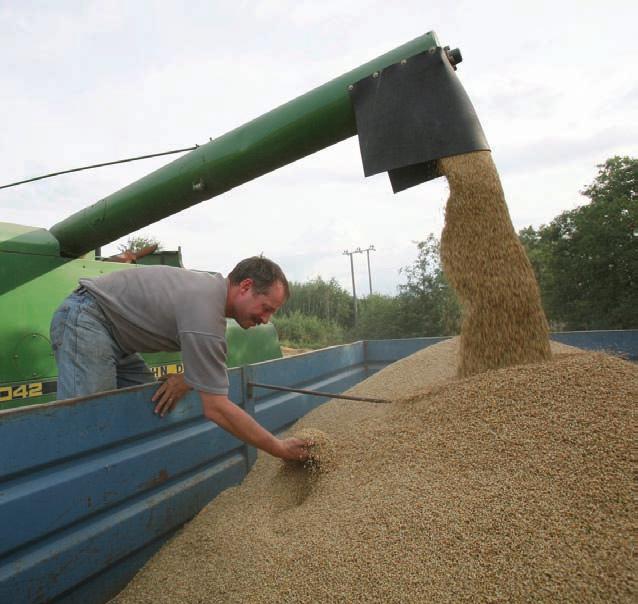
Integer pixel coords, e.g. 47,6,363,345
439,151,552,377
113,339,635,604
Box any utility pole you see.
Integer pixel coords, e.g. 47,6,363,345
343,244,376,322
362,245,375,295
343,249,358,324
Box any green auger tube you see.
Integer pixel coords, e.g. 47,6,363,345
49,32,441,257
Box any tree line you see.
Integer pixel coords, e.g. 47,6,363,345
520,156,636,330
273,156,637,348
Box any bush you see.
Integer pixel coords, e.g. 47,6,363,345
279,278,353,329
350,294,404,340
272,311,346,349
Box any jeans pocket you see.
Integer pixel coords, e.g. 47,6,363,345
50,305,70,352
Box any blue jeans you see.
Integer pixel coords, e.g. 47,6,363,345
50,288,156,400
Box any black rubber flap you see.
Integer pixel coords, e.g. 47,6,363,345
349,47,489,192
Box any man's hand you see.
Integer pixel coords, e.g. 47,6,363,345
106,244,158,264
276,437,313,462
200,392,313,460
152,373,191,416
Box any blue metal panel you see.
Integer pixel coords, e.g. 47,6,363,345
551,330,638,361
0,452,246,603
0,419,240,557
55,530,177,604
253,366,369,433
250,342,364,388
0,331,636,604
1,387,194,479
364,337,450,364
248,342,367,434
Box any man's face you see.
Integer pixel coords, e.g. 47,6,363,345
233,279,286,329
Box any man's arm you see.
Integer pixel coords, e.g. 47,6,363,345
150,364,310,461
199,391,310,461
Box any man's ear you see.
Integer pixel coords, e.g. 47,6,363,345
239,278,253,293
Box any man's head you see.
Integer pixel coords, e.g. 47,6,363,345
226,256,290,329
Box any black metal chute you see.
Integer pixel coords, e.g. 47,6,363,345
349,46,490,193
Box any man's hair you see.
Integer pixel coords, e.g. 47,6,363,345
228,256,290,300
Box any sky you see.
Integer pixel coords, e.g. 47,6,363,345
1,0,637,296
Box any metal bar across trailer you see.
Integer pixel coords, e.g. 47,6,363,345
247,381,390,404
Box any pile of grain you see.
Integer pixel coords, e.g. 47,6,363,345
439,151,552,376
113,338,635,603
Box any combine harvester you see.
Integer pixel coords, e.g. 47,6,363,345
1,31,636,603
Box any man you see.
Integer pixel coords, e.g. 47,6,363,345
50,256,310,462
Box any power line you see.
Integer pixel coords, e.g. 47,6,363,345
0,145,199,191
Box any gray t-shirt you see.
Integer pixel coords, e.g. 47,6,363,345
80,266,229,394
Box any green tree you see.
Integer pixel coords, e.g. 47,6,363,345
279,277,353,329
352,294,404,340
272,311,345,348
581,155,637,205
118,235,162,254
396,234,461,336
518,225,555,322
520,156,638,329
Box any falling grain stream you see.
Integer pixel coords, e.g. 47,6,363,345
440,151,552,376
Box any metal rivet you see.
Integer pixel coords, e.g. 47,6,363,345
428,47,436,54
372,71,379,78
348,84,354,91
400,59,407,65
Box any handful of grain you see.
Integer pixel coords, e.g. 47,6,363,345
294,428,337,475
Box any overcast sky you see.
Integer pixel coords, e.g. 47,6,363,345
2,1,636,295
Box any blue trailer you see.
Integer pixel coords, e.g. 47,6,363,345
0,331,635,604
